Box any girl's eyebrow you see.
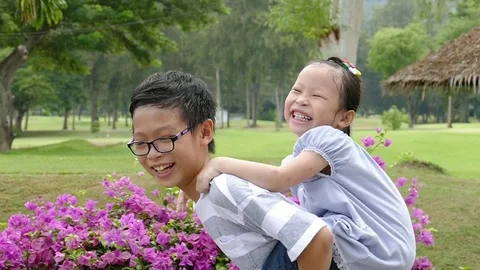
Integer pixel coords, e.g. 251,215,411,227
293,82,304,87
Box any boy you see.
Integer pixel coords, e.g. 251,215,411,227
128,71,334,269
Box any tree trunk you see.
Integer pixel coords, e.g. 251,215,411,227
72,106,76,131
407,94,416,128
90,79,99,123
274,89,283,131
63,108,69,130
216,67,224,128
0,46,29,151
24,110,29,131
251,84,258,128
447,95,453,128
0,36,43,151
15,109,26,135
319,0,364,64
112,105,118,130
245,78,251,128
227,109,231,128
89,55,104,126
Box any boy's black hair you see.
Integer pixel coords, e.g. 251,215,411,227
130,70,216,153
308,56,362,136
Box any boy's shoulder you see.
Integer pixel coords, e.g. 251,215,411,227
204,173,270,209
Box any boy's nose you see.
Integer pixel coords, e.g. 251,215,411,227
147,147,165,160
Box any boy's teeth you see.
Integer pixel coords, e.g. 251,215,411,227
155,164,172,171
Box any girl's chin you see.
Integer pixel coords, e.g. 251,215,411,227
289,126,308,137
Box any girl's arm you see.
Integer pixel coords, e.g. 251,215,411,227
196,151,329,193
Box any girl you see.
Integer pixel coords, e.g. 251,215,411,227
196,57,416,270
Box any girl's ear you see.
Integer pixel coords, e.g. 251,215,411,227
337,110,356,130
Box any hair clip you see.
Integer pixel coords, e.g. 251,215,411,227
341,60,362,77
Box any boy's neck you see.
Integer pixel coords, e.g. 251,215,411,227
178,156,211,203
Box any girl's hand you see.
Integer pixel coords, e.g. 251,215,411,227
196,158,222,193
176,190,189,213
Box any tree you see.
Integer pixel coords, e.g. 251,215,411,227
367,24,427,79
45,71,86,130
367,23,427,127
0,0,227,151
11,67,55,134
436,0,480,45
267,0,364,65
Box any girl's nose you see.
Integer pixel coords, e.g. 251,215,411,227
295,96,309,106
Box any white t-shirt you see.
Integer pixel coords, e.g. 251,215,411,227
195,174,327,269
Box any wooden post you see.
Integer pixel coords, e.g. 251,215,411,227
447,95,453,128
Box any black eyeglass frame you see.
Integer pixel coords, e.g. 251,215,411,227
127,127,191,156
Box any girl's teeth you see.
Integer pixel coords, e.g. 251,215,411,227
293,112,312,121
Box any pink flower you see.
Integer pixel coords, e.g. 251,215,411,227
229,263,240,270
373,156,386,170
412,208,423,219
418,229,434,246
24,201,38,211
288,195,300,205
361,136,375,148
138,171,144,177
384,139,392,147
85,200,97,211
376,128,382,134
396,177,408,187
420,215,430,226
412,222,422,231
54,252,65,263
413,256,433,270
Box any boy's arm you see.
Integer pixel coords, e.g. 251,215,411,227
209,151,328,192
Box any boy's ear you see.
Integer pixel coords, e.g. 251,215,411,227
199,119,214,145
338,110,356,129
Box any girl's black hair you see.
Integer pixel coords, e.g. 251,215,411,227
307,56,362,136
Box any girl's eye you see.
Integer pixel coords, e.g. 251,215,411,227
292,89,301,93
313,94,323,98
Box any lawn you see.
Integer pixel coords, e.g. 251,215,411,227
1,116,479,269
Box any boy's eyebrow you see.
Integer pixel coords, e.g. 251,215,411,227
133,125,177,138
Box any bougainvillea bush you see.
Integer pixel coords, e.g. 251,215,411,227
362,128,435,270
0,128,434,269
0,176,236,269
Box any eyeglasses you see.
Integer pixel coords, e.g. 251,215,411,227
127,127,191,156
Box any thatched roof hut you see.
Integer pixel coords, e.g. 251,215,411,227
383,26,480,94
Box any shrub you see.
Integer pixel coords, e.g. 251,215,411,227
91,120,100,134
381,105,408,130
362,128,435,270
0,176,236,269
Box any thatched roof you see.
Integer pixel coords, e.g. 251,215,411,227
383,26,480,94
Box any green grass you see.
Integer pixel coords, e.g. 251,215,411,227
1,116,480,268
